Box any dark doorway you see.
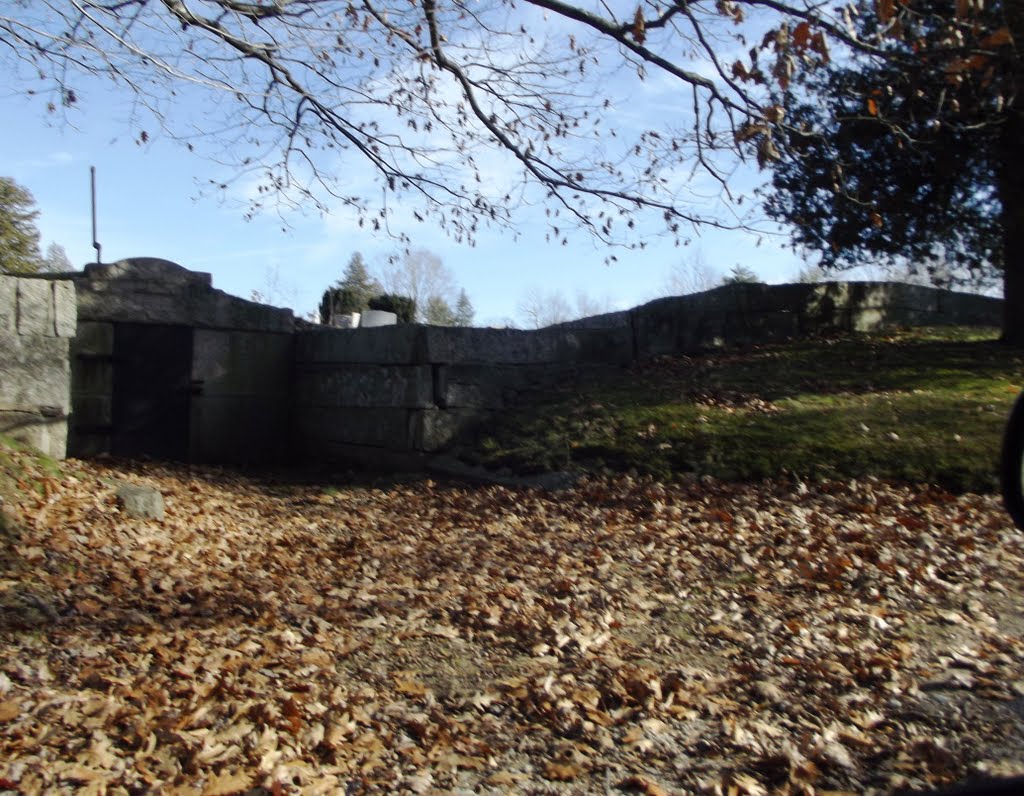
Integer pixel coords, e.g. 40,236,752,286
111,324,193,460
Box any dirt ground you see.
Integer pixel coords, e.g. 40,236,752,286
2,454,1023,794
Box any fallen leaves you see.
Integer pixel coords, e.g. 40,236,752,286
1,457,1024,793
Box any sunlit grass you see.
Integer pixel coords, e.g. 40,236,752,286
457,326,1024,492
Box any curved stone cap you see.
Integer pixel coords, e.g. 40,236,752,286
83,257,213,287
75,256,293,332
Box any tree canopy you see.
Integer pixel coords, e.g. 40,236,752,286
0,0,837,250
0,176,43,275
764,0,1012,294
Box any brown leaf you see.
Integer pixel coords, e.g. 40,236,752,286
618,774,670,795
631,7,646,45
0,699,21,722
544,762,583,781
202,770,253,796
484,771,527,786
793,21,812,50
980,27,1014,48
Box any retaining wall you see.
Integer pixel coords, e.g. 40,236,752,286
294,281,1004,466
0,275,77,459
561,281,1004,354
1,259,1006,467
293,324,631,464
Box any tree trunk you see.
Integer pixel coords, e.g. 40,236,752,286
1001,126,1024,344
1001,5,1024,345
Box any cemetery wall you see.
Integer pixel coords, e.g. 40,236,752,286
0,275,77,459
1,257,1005,468
294,281,1003,466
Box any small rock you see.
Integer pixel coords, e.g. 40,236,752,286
753,680,785,704
115,483,165,521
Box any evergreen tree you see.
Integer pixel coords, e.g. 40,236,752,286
721,265,760,285
0,177,42,275
454,289,475,327
319,252,383,324
337,252,381,311
424,295,456,326
368,293,416,324
764,1,1019,335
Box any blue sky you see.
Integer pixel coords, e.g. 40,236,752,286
1,29,809,326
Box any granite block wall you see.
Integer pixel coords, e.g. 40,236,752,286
294,281,1003,467
0,275,77,459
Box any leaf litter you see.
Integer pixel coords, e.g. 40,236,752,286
1,452,1024,794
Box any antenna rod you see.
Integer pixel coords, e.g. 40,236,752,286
90,166,101,265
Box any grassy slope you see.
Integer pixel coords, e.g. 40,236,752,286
455,326,1024,492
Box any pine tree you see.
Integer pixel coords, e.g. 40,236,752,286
0,177,42,275
454,289,474,327
424,295,456,326
721,265,760,285
337,252,381,311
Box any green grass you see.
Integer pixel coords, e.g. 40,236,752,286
453,326,1024,492
0,433,62,501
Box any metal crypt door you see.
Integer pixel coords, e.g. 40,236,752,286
111,323,193,461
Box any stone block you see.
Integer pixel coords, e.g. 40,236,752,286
739,283,814,314
201,290,294,333
297,406,414,449
0,335,70,410
556,310,632,330
75,285,181,324
435,363,573,408
937,292,1002,325
295,326,423,364
850,307,887,332
84,258,213,288
295,364,434,408
16,279,53,336
72,322,114,357
190,395,290,464
632,298,718,357
0,277,15,334
75,259,293,332
422,326,633,366
0,409,67,460
412,408,489,452
435,367,508,409
115,482,165,520
53,280,77,337
739,311,801,341
848,282,937,313
192,330,293,396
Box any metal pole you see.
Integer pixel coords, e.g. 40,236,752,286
90,166,101,265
